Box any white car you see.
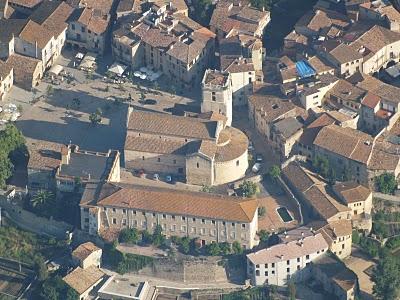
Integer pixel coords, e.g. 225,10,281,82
252,163,262,173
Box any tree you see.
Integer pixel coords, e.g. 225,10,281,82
373,221,389,239
206,242,221,256
142,230,153,244
220,242,231,256
119,228,139,244
201,185,214,193
288,280,296,300
232,241,243,254
30,190,55,208
34,256,48,282
258,206,266,217
89,108,102,125
352,230,361,245
312,155,329,177
152,225,165,247
376,173,397,195
140,91,146,102
268,165,281,181
240,180,259,198
72,98,80,109
257,230,269,243
180,237,190,254
372,254,400,300
328,167,336,185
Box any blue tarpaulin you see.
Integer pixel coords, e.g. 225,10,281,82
296,60,316,78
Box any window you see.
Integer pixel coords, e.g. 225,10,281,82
152,213,156,217
122,209,126,213
264,271,268,276
232,223,235,227
236,160,239,166
264,264,268,268
122,219,127,225
272,263,275,268
297,257,300,262
222,221,226,225
112,218,117,224
112,208,116,212
287,260,290,265
172,215,175,220
242,224,246,228
196,162,199,168
173,159,176,164
256,270,260,276
163,214,166,219
297,265,300,270
271,270,275,274
182,216,186,221
202,219,205,224
287,268,290,273
192,218,196,222
157,158,161,162
142,156,145,160
306,255,310,260
71,24,75,30
181,225,186,232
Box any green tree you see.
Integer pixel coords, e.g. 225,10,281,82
328,167,336,185
257,230,269,243
180,237,190,254
240,180,259,198
352,230,361,245
268,165,281,181
220,242,231,256
206,242,221,256
201,184,214,193
288,280,296,300
373,221,389,239
119,228,140,244
312,155,329,177
30,190,55,208
34,256,48,282
375,173,397,195
142,230,153,244
232,241,243,254
372,254,400,300
258,206,266,217
89,108,102,125
152,225,165,247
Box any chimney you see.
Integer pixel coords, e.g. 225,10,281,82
61,145,71,165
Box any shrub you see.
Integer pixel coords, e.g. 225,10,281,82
232,241,243,254
206,242,221,256
240,180,259,198
119,228,139,244
258,206,266,217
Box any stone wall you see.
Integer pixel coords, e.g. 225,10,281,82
138,257,227,283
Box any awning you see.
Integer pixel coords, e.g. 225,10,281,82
108,63,127,76
296,60,316,78
79,53,97,70
49,64,63,76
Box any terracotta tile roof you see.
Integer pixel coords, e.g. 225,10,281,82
357,75,400,104
63,266,105,295
203,69,230,86
296,9,350,32
19,20,53,49
333,181,371,204
30,1,73,35
84,183,258,223
0,19,27,44
312,219,353,242
308,55,334,74
125,135,188,154
328,43,363,64
299,113,336,146
329,79,366,103
214,126,248,162
368,144,400,171
222,56,255,73
9,0,41,8
27,139,62,171
314,125,373,164
282,162,315,193
351,25,400,55
5,54,42,89
247,233,328,265
127,110,218,140
361,92,380,109
72,242,101,261
249,93,296,123
0,60,12,80
312,254,357,292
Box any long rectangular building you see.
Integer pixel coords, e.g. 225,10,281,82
80,183,259,249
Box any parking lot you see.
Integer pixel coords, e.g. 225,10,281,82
4,50,198,156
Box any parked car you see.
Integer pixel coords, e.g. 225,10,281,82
165,175,172,183
256,154,263,162
248,141,254,151
153,173,160,180
252,163,262,173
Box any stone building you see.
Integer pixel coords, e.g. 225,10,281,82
124,109,248,186
209,1,270,40
0,60,13,101
247,232,329,286
80,183,259,249
271,117,303,159
248,92,299,140
63,266,105,300
72,242,102,269
313,124,400,187
27,140,120,193
112,1,215,88
201,70,232,126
